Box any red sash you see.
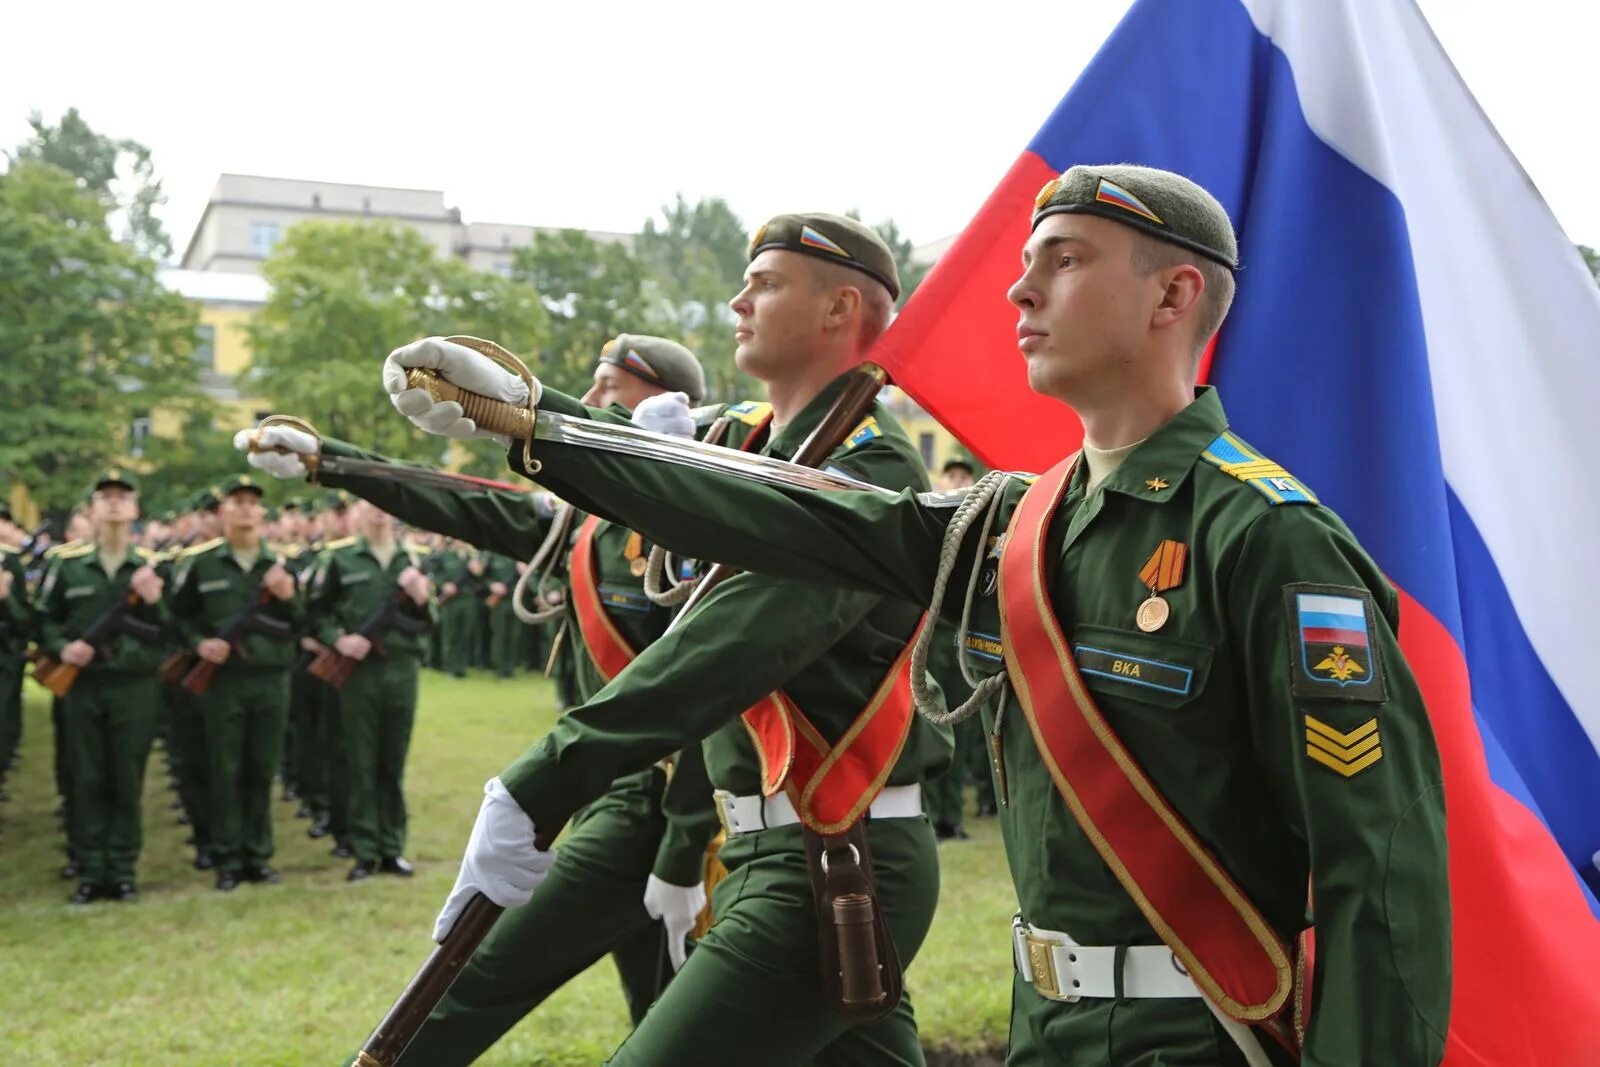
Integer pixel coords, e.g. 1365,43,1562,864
997,455,1294,1024
569,515,641,683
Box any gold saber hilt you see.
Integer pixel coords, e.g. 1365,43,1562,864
403,368,535,440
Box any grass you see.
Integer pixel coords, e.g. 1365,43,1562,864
0,671,1015,1065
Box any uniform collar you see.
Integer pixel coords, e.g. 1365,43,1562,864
765,371,860,459
1086,386,1230,503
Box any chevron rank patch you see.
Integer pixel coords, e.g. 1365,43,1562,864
1286,583,1388,702
1304,714,1382,778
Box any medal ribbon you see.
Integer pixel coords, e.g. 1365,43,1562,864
1139,540,1187,595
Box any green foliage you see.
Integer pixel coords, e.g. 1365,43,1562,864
0,159,199,514
1579,244,1599,284
132,405,244,518
14,107,172,260
244,220,548,466
636,195,755,402
872,216,932,306
512,229,662,395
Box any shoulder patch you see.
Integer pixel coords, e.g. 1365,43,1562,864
1284,583,1388,703
844,416,882,450
1200,432,1318,506
181,537,225,558
1304,713,1383,778
725,400,773,427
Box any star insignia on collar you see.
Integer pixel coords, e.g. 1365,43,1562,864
1146,478,1170,492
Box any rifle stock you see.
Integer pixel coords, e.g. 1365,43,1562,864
159,650,197,686
30,657,79,698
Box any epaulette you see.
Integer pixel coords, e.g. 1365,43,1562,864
1199,432,1319,506
323,536,358,552
54,541,96,561
724,400,773,427
0,541,17,554
181,536,226,557
404,539,430,555
843,416,882,451
134,546,162,562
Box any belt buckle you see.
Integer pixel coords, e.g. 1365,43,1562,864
1025,931,1079,1003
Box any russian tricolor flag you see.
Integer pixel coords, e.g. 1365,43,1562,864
871,0,1600,1062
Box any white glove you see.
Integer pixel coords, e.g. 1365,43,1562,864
384,337,537,443
642,873,707,972
632,392,696,440
433,778,556,942
234,425,319,479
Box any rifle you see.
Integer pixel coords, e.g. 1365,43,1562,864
18,521,52,566
31,590,164,697
307,588,429,691
169,587,296,696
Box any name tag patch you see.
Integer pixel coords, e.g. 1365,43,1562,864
962,630,1004,664
64,586,96,600
598,583,650,614
198,579,231,594
1074,644,1194,697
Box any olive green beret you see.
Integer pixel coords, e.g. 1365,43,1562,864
748,213,900,300
89,467,139,495
598,335,707,405
1032,164,1238,270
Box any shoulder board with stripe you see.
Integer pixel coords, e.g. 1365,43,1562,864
134,547,161,562
323,536,358,552
0,541,18,555
181,537,226,557
270,541,301,559
404,539,430,555
44,540,86,559
844,416,882,451
724,400,773,427
54,541,96,560
1199,432,1319,506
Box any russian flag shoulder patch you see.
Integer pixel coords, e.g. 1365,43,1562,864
1285,583,1388,703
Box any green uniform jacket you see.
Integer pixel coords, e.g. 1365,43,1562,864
304,537,435,655
502,385,1450,1065
36,544,171,674
495,373,954,838
168,539,303,669
313,439,718,887
0,545,32,657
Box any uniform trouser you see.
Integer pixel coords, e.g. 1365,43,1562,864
61,672,159,885
174,688,212,851
396,772,671,1066
324,681,350,842
292,669,328,817
1004,976,1295,1066
487,601,519,678
923,760,965,832
201,668,289,872
52,695,70,800
0,659,22,771
606,814,940,1066
960,716,996,812
341,654,419,862
441,603,478,676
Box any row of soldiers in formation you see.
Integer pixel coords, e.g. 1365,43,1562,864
0,480,618,902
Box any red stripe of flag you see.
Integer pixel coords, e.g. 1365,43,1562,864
1301,628,1369,647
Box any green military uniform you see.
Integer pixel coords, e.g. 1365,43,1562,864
313,436,721,1062
492,366,955,1065
436,545,483,677
921,619,976,840
0,538,31,792
304,535,433,867
168,488,224,865
520,382,1454,1064
35,484,169,896
168,503,302,882
483,551,521,678
297,534,353,840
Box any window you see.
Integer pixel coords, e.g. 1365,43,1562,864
130,415,153,458
494,262,514,279
917,432,935,469
192,324,215,370
249,222,281,258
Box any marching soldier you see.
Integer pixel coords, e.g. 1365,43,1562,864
435,167,1454,1064
373,215,956,1064
168,475,302,890
34,470,168,902
483,550,520,679
304,500,433,880
245,335,738,1062
0,500,31,802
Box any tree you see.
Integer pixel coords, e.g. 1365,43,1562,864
512,229,662,395
13,107,173,260
0,160,200,514
244,220,548,467
635,196,753,401
869,217,931,307
1579,244,1599,284
132,406,241,518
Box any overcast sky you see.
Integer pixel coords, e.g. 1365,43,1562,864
4,0,1594,256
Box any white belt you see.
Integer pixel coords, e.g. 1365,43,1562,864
1012,916,1202,1001
713,784,923,835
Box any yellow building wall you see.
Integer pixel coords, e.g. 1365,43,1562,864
206,306,256,377
896,411,971,474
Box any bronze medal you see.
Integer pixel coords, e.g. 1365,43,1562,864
629,557,648,577
1136,594,1170,633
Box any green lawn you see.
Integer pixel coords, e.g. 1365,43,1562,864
0,671,1015,1065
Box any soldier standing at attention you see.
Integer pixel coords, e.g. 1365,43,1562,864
168,474,301,891
304,500,433,881
34,470,168,903
0,500,32,803
394,169,1452,1065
